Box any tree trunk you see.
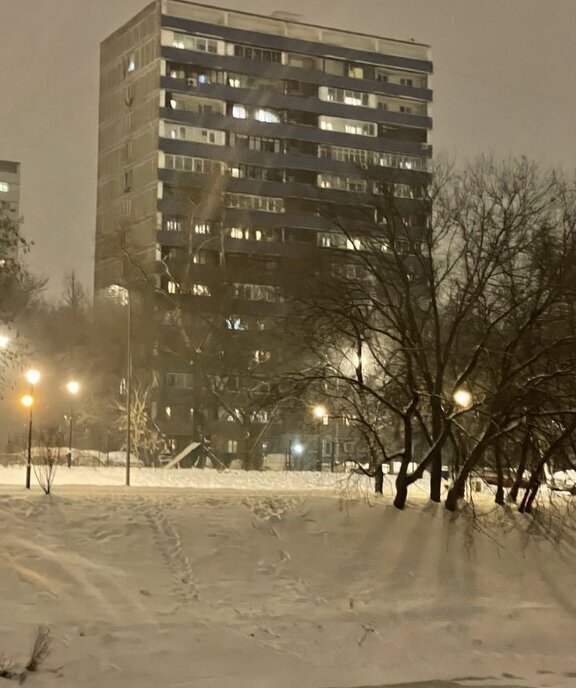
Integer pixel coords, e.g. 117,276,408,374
394,471,408,509
509,433,530,503
494,442,505,506
445,420,500,511
374,465,384,494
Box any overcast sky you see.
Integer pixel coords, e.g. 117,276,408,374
0,0,575,297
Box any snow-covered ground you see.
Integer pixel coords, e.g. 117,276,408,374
0,472,575,687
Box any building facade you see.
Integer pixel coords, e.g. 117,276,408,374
0,160,21,224
94,0,433,466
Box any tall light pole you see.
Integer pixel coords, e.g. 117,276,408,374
125,287,132,486
66,380,80,468
312,405,327,472
23,369,40,489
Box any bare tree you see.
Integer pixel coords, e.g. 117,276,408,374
294,157,576,510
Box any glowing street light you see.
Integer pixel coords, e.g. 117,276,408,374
312,404,327,420
0,335,9,348
453,389,473,409
23,369,40,488
26,369,40,385
66,380,80,468
22,368,40,490
292,441,304,456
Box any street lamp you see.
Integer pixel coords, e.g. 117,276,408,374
312,405,327,420
23,368,40,489
66,380,80,468
311,405,328,472
453,389,473,409
113,282,132,486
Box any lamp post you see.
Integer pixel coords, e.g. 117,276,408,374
312,405,328,472
66,380,80,468
125,287,132,487
114,283,132,486
23,369,40,489
452,388,473,478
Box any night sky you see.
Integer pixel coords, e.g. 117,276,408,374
0,0,575,296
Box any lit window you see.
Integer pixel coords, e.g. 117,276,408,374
254,350,271,363
191,284,211,296
346,238,362,251
127,55,136,73
232,104,247,119
254,108,280,123
165,217,182,232
194,223,210,234
167,281,177,294
227,440,238,453
0,182,8,193
165,406,172,418
226,316,241,330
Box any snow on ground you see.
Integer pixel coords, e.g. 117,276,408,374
0,473,575,688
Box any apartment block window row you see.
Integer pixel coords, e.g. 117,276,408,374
171,31,220,54
319,86,375,108
319,116,377,137
233,44,282,63
317,173,423,198
377,97,427,116
226,226,278,242
233,283,284,303
231,104,283,124
319,145,426,170
162,121,226,146
227,73,284,93
163,154,226,174
375,68,428,89
318,232,362,251
374,183,423,199
167,280,212,296
230,133,283,154
230,164,284,182
224,193,285,213
318,174,368,192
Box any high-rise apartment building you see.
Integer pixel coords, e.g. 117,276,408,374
95,0,432,464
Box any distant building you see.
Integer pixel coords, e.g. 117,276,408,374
0,160,21,223
94,0,433,464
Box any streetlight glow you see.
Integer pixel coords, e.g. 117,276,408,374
67,380,80,395
26,369,40,385
292,441,304,456
0,335,9,348
21,394,33,408
453,389,473,409
312,404,327,419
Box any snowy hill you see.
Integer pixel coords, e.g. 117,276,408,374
0,483,574,687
